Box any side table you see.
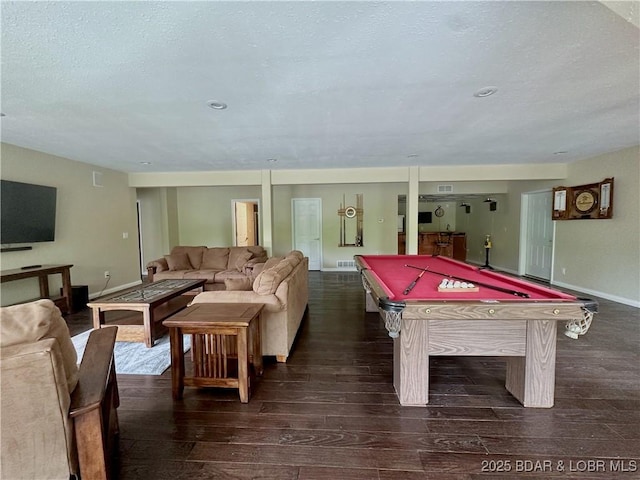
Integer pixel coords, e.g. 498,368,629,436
163,303,264,403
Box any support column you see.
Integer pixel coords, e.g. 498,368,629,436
406,166,420,255
261,170,274,256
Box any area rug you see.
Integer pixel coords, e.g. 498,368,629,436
72,330,190,375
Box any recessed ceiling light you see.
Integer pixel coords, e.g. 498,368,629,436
140,161,152,165
207,101,227,110
473,87,498,98
266,158,278,163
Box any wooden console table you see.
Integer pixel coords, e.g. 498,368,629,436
0,264,74,313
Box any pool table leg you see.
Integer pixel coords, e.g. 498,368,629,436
394,319,430,406
505,319,558,408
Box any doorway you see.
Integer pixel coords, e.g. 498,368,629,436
232,199,259,246
520,190,554,281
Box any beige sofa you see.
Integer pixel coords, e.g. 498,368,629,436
191,250,308,362
146,245,268,291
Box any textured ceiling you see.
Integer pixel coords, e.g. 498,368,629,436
1,1,638,173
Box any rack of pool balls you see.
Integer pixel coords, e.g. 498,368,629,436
437,278,479,292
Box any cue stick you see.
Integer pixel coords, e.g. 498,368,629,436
403,266,429,295
404,264,530,298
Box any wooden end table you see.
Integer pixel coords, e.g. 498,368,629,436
163,303,264,403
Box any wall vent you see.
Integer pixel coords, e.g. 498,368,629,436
336,260,356,270
437,184,453,193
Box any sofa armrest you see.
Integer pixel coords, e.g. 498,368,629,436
70,326,119,480
191,291,282,310
146,258,169,281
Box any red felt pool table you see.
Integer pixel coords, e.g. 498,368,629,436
354,255,597,408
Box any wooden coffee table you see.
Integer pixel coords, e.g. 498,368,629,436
88,279,206,347
163,303,264,403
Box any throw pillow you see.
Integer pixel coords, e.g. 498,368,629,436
263,256,284,270
201,248,229,270
286,250,305,263
171,246,205,269
224,277,254,291
253,260,294,295
165,253,193,271
229,250,253,271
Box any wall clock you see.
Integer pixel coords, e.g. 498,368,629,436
574,190,598,214
434,205,445,218
344,206,357,218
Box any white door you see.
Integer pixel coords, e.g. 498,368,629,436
523,191,553,280
292,198,322,270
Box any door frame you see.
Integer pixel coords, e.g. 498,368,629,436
231,198,260,246
518,189,555,282
136,200,145,278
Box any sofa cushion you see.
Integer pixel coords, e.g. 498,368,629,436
165,253,193,271
229,248,253,271
182,270,217,282
201,248,229,270
214,269,249,282
224,277,254,291
253,260,295,295
0,299,79,392
171,246,206,269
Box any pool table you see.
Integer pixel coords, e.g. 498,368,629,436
354,254,597,408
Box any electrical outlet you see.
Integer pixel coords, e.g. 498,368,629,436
561,268,566,275
104,270,110,278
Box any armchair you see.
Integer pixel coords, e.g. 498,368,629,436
1,299,119,480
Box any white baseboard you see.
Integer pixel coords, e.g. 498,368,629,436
89,280,142,300
551,280,640,308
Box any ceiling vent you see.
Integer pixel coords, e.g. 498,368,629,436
437,185,453,193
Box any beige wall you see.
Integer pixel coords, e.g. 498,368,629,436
556,147,639,303
142,149,638,305
0,144,141,305
176,185,261,246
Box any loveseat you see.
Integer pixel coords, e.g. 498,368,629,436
146,245,268,291
190,250,309,362
1,299,119,479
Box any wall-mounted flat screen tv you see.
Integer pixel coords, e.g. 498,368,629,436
1,180,57,244
418,211,432,224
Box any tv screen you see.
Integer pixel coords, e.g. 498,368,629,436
1,180,57,244
418,211,432,224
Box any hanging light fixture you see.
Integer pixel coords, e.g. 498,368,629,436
484,198,497,211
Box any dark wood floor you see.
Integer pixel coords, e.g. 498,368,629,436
66,271,639,479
